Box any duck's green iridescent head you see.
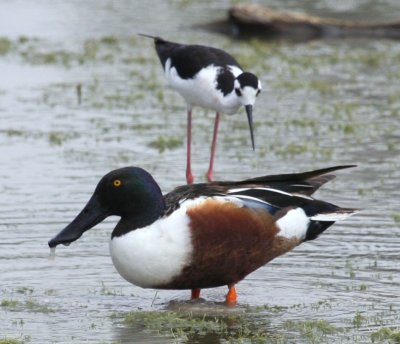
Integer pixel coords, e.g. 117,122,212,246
48,167,164,248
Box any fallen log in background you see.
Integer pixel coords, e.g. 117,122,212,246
228,3,400,39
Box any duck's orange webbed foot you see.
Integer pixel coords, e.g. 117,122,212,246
225,284,237,306
191,288,201,300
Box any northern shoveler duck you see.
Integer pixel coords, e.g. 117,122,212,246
48,165,357,305
141,34,261,183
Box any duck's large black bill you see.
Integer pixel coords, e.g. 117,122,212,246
245,105,255,151
48,195,107,248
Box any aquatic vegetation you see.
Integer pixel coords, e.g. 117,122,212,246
393,213,400,225
0,296,54,313
48,132,65,146
18,36,29,44
114,304,368,344
100,282,124,296
272,141,333,159
353,311,366,328
0,37,12,55
2,129,24,137
25,299,54,313
148,136,182,153
44,289,57,296
82,40,100,61
0,35,135,67
283,319,340,343
1,299,19,308
371,327,400,343
103,92,145,107
0,339,24,344
273,79,334,95
21,49,74,67
16,287,34,295
121,310,279,343
100,36,119,46
308,80,333,95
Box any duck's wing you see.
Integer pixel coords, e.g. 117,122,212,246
239,165,356,196
163,165,356,216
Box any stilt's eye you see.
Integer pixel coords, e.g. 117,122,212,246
235,88,242,97
113,179,122,187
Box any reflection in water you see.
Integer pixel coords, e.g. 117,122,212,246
1,0,400,343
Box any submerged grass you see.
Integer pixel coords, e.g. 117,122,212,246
148,136,182,153
15,287,34,295
283,319,340,343
353,311,367,329
100,282,124,296
25,298,54,313
116,305,361,343
393,213,400,225
1,299,19,308
371,327,400,343
0,37,12,55
0,339,24,344
121,310,279,343
1,298,53,313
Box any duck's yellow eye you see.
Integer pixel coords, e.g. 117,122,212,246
113,179,121,187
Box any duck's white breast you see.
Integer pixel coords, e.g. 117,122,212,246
109,206,193,288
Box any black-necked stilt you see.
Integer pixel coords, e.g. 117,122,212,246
49,165,357,304
141,34,262,184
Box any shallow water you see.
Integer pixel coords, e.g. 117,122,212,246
1,1,400,343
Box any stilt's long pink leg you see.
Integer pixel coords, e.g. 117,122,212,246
186,110,194,185
207,112,220,182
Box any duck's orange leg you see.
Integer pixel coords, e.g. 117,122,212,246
225,284,237,305
191,288,201,300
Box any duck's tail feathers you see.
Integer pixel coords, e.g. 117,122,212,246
242,165,356,196
305,207,359,242
310,208,359,221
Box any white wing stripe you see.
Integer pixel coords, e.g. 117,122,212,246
228,187,313,199
228,187,293,196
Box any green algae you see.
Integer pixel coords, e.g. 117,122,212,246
353,311,367,328
0,37,12,55
0,339,25,344
371,327,400,343
121,310,280,343
117,305,356,344
393,213,400,225
148,136,183,153
1,299,19,308
25,299,54,313
283,319,340,343
1,298,54,313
